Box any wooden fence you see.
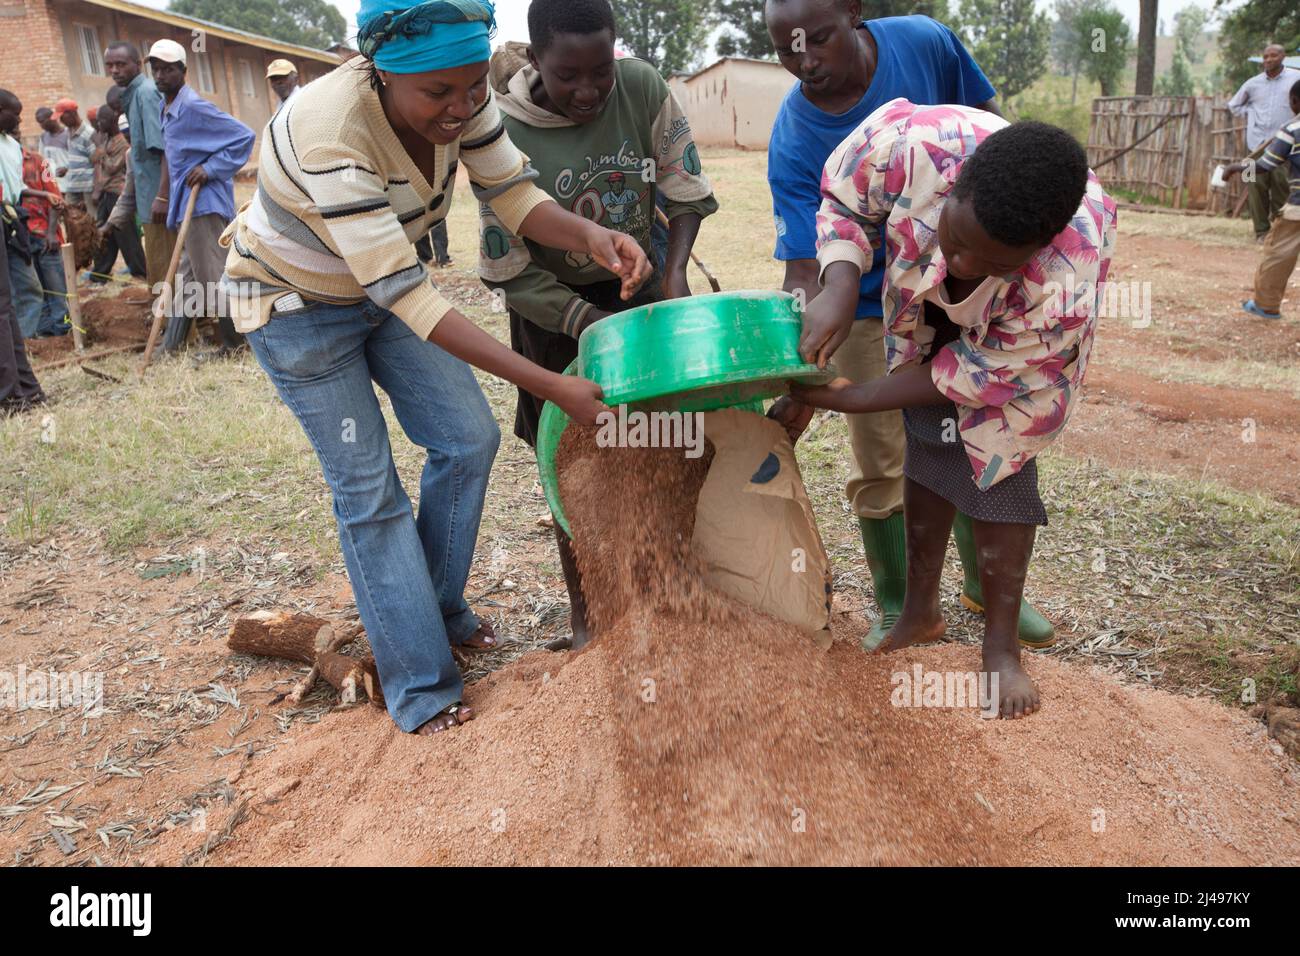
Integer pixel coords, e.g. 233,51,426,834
1088,95,1249,214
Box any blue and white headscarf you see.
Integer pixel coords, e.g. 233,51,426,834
357,0,496,74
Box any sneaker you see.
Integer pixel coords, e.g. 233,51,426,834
1242,299,1282,319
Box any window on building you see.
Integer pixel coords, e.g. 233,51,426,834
194,50,216,94
239,59,256,97
76,24,105,76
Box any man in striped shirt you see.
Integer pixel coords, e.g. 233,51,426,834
1228,43,1300,241
52,99,95,209
1227,78,1300,319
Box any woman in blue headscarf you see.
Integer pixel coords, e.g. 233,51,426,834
221,0,650,736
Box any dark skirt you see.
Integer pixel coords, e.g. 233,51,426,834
508,276,661,447
903,401,1047,525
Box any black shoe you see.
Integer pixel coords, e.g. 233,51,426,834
1,393,47,418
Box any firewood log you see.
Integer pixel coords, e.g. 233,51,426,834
318,651,385,707
227,611,333,664
227,612,383,706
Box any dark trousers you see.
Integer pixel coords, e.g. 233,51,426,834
0,238,45,408
92,191,147,281
415,220,450,265
507,276,662,446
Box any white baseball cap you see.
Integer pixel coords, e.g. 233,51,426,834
147,39,187,65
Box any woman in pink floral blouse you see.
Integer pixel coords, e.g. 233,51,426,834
787,97,1118,719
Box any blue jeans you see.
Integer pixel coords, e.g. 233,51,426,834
247,298,501,731
33,250,69,336
6,249,44,339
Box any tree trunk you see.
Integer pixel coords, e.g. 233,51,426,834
1135,0,1158,95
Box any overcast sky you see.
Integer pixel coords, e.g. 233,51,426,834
138,0,1239,55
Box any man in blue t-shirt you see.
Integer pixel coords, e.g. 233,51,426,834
765,2,1055,650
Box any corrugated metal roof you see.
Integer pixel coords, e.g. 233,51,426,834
77,0,341,64
684,56,784,83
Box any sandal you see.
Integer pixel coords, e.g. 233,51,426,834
452,619,501,663
415,702,475,735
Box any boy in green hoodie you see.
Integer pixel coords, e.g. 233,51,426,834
481,0,718,649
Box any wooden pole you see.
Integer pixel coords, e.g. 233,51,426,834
59,243,85,352
138,185,200,378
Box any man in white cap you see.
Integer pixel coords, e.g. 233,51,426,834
266,60,301,110
147,37,255,354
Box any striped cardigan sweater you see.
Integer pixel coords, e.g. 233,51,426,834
221,58,551,338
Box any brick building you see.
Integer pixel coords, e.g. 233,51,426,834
0,0,342,159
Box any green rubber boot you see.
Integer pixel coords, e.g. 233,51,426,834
859,513,907,652
951,512,1056,648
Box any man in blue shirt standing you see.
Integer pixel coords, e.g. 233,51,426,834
764,2,1055,651
147,39,254,354
105,40,176,291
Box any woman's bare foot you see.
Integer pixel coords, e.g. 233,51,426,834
984,648,1039,719
877,606,947,653
415,703,475,735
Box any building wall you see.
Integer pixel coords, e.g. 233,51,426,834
1,0,338,165
0,0,69,129
678,59,795,150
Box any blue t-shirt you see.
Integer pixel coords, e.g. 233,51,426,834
767,15,996,319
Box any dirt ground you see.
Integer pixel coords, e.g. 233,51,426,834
0,202,1297,866
1056,232,1300,505
24,284,154,367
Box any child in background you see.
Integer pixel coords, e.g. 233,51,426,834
20,144,70,337
90,105,146,282
788,99,1117,718
480,0,717,648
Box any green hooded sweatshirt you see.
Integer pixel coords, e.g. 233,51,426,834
479,42,719,337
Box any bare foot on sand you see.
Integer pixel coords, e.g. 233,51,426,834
415,703,476,735
984,649,1039,719
878,607,947,653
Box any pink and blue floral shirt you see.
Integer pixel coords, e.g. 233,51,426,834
815,98,1118,489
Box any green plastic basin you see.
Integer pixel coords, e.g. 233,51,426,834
577,290,832,412
536,290,830,535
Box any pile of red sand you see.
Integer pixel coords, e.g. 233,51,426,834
162,429,1299,866
27,285,152,364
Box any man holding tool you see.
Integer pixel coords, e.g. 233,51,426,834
148,39,254,355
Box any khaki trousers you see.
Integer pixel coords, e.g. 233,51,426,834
142,222,177,290
833,316,905,519
1247,164,1291,239
1254,216,1300,314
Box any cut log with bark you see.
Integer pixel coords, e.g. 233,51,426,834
226,611,382,705
227,611,333,664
